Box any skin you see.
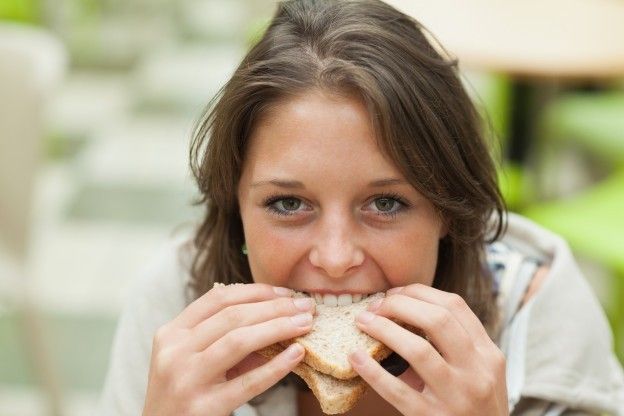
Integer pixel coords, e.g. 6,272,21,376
237,89,447,295
236,90,509,415
143,89,519,415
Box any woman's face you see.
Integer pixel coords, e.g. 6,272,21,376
237,90,446,300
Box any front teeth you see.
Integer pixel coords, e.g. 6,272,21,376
310,293,368,306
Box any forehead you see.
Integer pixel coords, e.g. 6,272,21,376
244,91,398,174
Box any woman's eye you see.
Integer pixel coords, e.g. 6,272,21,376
265,196,305,216
374,198,397,212
278,198,301,211
370,196,404,217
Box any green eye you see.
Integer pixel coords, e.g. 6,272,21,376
374,198,396,212
280,198,301,211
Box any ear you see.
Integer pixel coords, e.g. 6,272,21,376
437,212,449,240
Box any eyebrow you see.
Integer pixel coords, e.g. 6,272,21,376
250,178,409,189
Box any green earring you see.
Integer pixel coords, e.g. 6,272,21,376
241,243,248,255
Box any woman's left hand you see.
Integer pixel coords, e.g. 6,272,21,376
348,283,508,416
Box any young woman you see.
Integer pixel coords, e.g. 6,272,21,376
98,1,624,415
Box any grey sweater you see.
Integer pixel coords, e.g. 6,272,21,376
97,213,624,415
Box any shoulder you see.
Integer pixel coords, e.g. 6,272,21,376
488,214,624,415
127,224,198,318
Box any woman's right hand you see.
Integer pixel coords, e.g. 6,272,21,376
142,283,315,416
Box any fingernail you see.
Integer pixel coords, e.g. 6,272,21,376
349,349,367,366
274,286,294,296
387,286,404,295
284,343,304,359
293,297,315,311
357,310,376,324
367,298,383,311
290,313,313,326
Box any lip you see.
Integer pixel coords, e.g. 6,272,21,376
299,289,382,296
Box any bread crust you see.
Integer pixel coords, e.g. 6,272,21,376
280,338,393,380
257,345,369,414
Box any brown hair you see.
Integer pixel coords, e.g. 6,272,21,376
189,0,506,334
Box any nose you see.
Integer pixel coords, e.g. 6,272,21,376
308,213,365,278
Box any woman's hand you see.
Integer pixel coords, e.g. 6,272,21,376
142,283,315,416
348,283,508,416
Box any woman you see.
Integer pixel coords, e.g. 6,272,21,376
98,1,624,415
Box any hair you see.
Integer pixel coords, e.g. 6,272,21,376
189,0,506,335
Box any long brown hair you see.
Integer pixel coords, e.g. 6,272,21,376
189,0,506,333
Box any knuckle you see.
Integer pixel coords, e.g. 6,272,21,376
387,380,411,406
223,327,249,351
367,366,386,386
169,375,192,399
468,376,497,403
446,293,466,312
275,297,295,314
203,288,228,312
432,308,453,329
241,372,265,398
408,339,429,362
153,346,180,378
492,349,507,373
209,285,227,300
153,323,173,349
222,305,244,324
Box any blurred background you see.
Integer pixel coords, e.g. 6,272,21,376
0,0,622,415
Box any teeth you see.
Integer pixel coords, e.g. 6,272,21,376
314,293,323,305
337,294,352,306
308,293,370,306
323,294,338,307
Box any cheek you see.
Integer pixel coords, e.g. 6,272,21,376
378,232,440,287
246,226,303,285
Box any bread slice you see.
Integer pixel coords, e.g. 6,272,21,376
213,283,394,414
281,292,393,380
257,344,369,415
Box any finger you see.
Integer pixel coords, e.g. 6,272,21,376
189,296,315,351
370,294,474,364
173,283,294,328
212,344,305,410
398,368,425,393
199,313,313,380
226,352,269,381
389,284,491,348
355,312,450,396
348,349,428,415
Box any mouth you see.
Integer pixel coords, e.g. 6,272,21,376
301,291,377,306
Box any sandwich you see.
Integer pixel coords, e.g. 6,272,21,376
213,283,407,414
257,291,395,414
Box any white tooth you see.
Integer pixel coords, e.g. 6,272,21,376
337,294,353,306
352,294,362,303
314,293,323,305
323,294,338,307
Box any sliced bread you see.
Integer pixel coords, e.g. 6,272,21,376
257,344,369,415
282,292,392,380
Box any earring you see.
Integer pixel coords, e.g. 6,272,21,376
241,243,248,255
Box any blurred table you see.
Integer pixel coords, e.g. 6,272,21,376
386,0,624,162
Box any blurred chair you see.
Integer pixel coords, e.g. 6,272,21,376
0,22,67,416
